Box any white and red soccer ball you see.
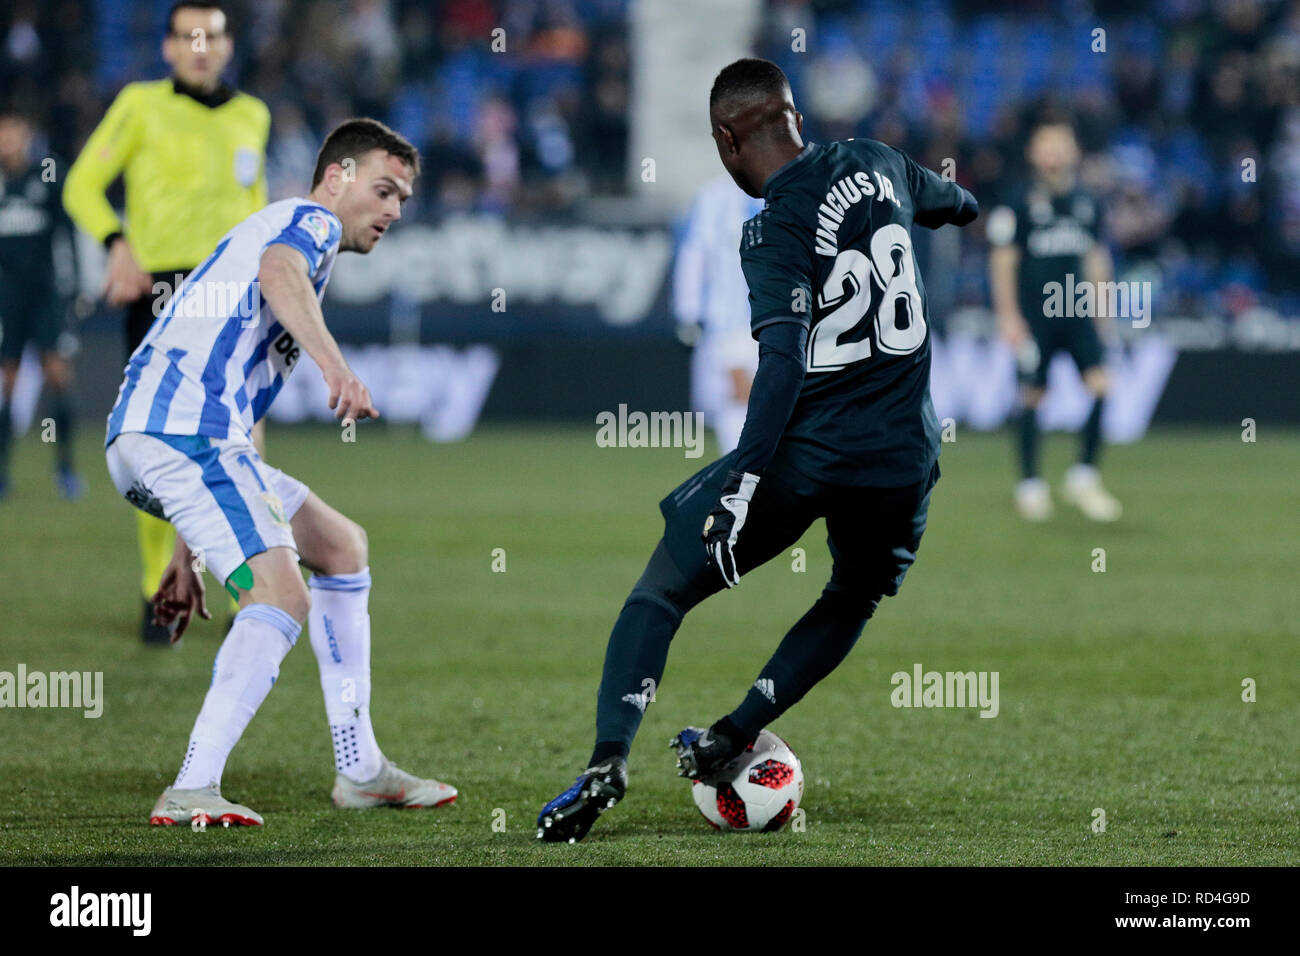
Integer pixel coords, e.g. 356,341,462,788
691,730,803,832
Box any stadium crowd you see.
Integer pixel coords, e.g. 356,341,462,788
2,0,1296,315
2,0,631,220
761,0,1300,316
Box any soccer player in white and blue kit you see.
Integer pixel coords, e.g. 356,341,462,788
674,176,765,453
105,118,458,826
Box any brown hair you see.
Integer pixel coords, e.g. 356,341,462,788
311,118,421,187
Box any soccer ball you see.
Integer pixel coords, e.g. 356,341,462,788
691,730,803,832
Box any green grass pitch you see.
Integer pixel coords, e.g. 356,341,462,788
1,424,1296,865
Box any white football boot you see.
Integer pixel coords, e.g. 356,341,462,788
1062,464,1122,522
331,758,458,809
1014,477,1053,522
150,784,264,827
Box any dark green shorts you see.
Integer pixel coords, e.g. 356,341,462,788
658,450,939,602
1018,316,1103,389
0,283,70,362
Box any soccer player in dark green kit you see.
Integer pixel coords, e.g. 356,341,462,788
987,119,1121,522
538,58,978,843
0,107,82,500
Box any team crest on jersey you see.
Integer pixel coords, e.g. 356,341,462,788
298,211,332,249
234,147,260,188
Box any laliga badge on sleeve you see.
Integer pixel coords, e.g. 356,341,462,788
299,211,332,249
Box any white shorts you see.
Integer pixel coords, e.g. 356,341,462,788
106,432,310,585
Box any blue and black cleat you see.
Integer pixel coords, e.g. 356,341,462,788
671,724,750,780
536,756,627,843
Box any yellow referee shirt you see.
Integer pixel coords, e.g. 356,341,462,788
63,79,269,272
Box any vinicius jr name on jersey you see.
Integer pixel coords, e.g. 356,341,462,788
814,169,902,257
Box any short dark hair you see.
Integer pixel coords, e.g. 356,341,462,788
311,118,421,187
710,58,791,112
167,2,229,36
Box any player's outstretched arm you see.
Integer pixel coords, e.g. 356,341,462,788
896,148,979,229
258,244,379,422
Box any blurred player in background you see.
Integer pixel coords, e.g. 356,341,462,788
673,176,765,453
987,119,1122,522
538,59,978,843
105,119,457,826
0,107,82,500
63,1,270,643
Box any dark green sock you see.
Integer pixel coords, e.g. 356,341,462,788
1080,397,1104,467
728,588,879,740
1018,406,1040,480
590,541,711,766
48,390,75,472
0,400,12,484
590,597,679,764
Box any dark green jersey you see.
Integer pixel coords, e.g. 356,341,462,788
740,139,974,488
0,160,75,295
986,183,1101,323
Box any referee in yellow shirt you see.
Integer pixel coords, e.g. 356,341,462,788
64,2,269,645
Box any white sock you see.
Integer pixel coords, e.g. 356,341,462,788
173,604,300,790
308,568,383,782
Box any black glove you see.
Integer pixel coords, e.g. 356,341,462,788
702,470,760,588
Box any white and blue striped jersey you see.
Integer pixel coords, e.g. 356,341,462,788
673,176,766,343
106,197,342,446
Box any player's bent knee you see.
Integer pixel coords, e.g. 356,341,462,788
320,518,368,575
350,521,369,569
1021,387,1045,408
1083,367,1108,396
823,578,883,622
242,550,312,622
243,579,310,623
625,587,686,625
303,523,365,576
625,539,715,622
